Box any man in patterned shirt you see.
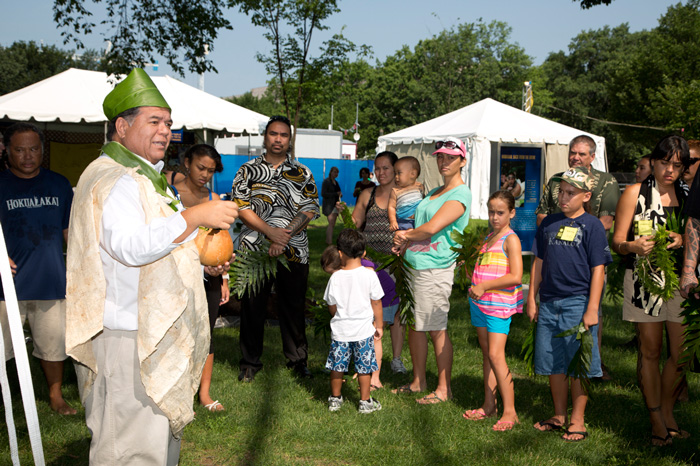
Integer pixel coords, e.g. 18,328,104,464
535,134,620,380
232,116,320,382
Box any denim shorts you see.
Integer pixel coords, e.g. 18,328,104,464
325,335,378,374
534,295,602,377
382,303,399,324
469,299,512,335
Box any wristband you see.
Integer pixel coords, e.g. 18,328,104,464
222,273,229,280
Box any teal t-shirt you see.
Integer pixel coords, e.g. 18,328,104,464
404,184,471,270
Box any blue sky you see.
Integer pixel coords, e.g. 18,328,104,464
1,0,680,98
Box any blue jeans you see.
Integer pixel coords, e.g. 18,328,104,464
534,295,602,377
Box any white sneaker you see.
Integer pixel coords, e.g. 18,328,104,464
358,397,382,414
328,396,343,412
390,357,408,374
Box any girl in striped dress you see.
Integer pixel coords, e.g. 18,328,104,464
463,190,523,431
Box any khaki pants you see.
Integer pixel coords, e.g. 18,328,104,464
83,329,180,465
0,300,67,362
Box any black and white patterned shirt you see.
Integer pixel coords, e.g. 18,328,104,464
232,154,320,264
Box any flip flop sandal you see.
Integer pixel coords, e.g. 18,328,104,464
462,409,496,421
534,419,564,432
204,400,225,412
651,433,672,446
392,384,420,394
492,420,518,431
562,429,588,442
415,391,450,405
667,428,690,439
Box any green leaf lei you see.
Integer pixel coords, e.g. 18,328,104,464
634,226,679,302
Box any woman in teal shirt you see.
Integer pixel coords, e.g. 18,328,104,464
392,137,471,404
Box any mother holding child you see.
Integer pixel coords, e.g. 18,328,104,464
393,137,471,404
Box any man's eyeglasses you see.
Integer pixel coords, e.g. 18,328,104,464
435,140,461,151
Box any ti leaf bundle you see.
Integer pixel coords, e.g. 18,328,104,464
634,226,678,302
339,202,356,229
229,241,289,299
555,322,594,395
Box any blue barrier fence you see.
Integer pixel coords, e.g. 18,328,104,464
213,155,375,207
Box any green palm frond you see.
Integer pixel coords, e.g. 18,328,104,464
450,225,489,290
520,323,536,377
229,241,289,299
366,247,416,327
307,287,331,342
555,322,593,395
679,292,700,376
634,226,678,302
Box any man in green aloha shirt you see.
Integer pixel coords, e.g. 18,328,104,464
535,134,620,381
536,135,619,231
66,68,237,465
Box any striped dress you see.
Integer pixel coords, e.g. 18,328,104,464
471,229,523,318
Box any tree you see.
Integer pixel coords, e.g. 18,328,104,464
53,0,233,76
576,0,614,8
0,41,104,95
536,25,652,171
239,0,368,156
609,0,700,140
357,20,532,156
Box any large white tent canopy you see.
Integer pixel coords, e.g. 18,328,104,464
377,98,607,219
0,68,269,135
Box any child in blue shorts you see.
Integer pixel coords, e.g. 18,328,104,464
463,190,523,432
527,167,612,442
323,229,384,413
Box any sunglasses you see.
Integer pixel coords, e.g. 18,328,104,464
268,115,291,127
435,140,461,151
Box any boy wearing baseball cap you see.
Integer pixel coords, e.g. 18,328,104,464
526,167,612,442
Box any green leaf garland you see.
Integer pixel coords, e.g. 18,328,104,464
634,226,678,302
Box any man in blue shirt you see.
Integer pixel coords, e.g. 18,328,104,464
0,122,76,415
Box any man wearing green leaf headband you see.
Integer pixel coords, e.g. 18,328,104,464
66,68,238,465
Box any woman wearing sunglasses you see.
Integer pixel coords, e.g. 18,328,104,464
392,137,471,404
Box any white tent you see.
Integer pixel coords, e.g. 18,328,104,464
0,68,269,136
377,98,607,219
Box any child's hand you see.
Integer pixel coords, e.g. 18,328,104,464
582,309,598,331
390,221,399,231
526,298,538,322
374,326,384,340
469,283,485,300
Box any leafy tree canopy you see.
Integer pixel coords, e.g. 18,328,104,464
576,0,614,8
0,41,104,95
53,0,234,76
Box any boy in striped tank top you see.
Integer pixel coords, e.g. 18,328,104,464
388,156,425,231
463,191,523,432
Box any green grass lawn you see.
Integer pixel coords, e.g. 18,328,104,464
2,217,699,465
